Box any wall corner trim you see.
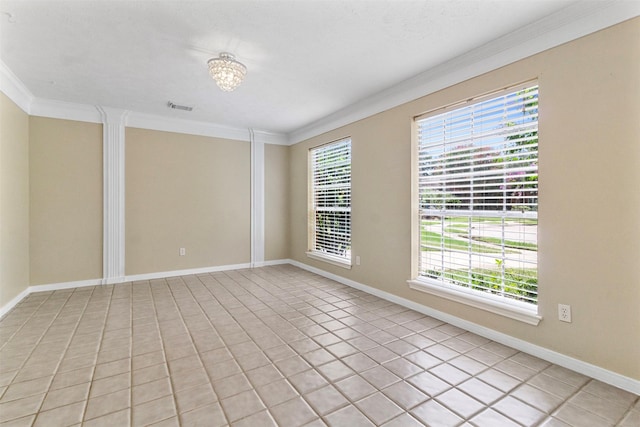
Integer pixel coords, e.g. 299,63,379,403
0,279,102,320
0,288,30,320
0,60,34,113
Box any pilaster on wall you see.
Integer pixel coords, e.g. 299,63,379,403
98,107,128,284
250,129,265,267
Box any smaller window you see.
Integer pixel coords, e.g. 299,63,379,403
308,138,352,268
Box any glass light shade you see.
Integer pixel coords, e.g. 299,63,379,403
207,53,247,92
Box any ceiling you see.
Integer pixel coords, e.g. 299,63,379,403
0,1,637,142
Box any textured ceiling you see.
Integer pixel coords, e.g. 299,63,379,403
0,0,630,137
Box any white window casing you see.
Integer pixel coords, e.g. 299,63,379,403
411,83,540,324
308,138,352,268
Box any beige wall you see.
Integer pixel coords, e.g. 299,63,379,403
2,17,637,382
29,117,103,285
0,93,30,306
289,18,640,379
265,144,290,261
125,128,250,275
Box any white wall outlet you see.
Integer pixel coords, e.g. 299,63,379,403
355,256,361,266
179,248,186,256
558,304,572,322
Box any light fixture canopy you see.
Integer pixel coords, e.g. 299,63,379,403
207,52,247,92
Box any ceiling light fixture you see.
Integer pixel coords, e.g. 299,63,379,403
207,52,247,92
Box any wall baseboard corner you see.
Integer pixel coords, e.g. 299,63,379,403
124,262,252,283
0,287,30,320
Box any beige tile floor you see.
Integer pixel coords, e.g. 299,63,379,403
0,265,637,427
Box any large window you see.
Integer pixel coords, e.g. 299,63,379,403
414,84,539,312
308,138,352,267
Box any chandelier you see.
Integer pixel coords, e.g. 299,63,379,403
207,52,247,92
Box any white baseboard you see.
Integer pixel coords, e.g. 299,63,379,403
124,262,251,282
30,278,103,293
289,259,640,396
0,279,103,320
2,260,638,395
255,259,292,267
0,287,30,319
0,262,252,317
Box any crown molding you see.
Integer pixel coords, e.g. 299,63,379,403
97,106,130,125
288,0,640,144
0,61,288,145
0,60,34,113
126,111,288,145
3,2,636,146
253,130,289,146
30,98,103,123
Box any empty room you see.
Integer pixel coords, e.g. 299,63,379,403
0,1,639,426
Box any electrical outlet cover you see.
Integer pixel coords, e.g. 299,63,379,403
558,304,572,322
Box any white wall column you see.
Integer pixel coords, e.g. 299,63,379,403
98,106,128,284
250,129,265,267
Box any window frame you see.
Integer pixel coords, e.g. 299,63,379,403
408,82,541,325
307,137,352,269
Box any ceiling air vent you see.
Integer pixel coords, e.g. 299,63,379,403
167,101,193,112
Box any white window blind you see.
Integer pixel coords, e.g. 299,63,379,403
310,138,351,263
417,84,538,305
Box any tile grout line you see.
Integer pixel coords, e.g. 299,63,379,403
0,292,50,354
228,268,421,425
127,280,134,426
2,265,637,427
546,377,633,426
185,274,242,423
193,271,316,425
146,277,181,426
78,284,117,424
255,266,558,425
237,269,336,421
214,269,329,422
167,274,226,424
17,291,80,425
29,287,98,425
0,292,55,405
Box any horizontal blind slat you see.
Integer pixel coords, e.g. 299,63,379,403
417,84,538,305
310,138,352,260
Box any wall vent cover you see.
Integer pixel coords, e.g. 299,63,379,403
167,101,193,111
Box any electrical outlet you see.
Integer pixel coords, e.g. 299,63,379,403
355,256,361,266
179,248,186,256
558,304,572,322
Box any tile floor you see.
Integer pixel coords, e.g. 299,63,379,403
0,265,637,427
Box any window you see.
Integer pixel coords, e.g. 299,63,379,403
308,138,352,267
412,83,539,320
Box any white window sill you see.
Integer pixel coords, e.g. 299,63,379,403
407,278,541,326
306,251,352,270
